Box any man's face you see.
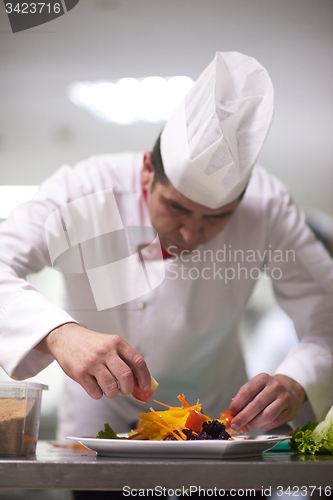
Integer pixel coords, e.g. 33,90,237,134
141,152,241,255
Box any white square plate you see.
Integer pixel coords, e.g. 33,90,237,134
67,435,289,459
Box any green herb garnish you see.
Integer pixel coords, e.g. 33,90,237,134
96,423,127,439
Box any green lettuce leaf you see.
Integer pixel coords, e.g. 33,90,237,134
289,422,320,455
311,405,333,452
96,423,127,439
290,404,333,455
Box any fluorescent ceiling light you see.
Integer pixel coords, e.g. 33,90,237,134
0,186,39,219
67,76,194,124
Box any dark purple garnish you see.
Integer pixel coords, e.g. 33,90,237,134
169,420,231,441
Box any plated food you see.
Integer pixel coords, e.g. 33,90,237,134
67,393,289,458
96,394,247,442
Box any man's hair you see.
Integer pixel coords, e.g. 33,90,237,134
150,133,247,200
150,135,170,189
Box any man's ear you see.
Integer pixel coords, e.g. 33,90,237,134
141,151,155,190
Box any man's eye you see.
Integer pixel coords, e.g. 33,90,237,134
170,203,186,212
208,214,228,221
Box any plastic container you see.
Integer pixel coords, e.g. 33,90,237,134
0,381,48,456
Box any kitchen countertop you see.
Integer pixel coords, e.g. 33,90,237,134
0,441,332,491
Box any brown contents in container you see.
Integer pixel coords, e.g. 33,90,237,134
0,398,35,456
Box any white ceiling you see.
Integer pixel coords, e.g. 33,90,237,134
1,0,333,213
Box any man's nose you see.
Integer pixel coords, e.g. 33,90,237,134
179,220,203,245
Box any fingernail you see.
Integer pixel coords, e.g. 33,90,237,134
231,423,239,431
143,385,151,391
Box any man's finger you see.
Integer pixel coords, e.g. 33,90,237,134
231,387,276,430
103,354,136,396
229,373,269,416
115,336,152,392
78,373,104,400
92,365,120,399
261,408,289,432
246,397,287,430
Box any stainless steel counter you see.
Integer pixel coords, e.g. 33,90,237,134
0,441,332,491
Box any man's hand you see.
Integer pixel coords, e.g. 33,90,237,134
228,373,306,432
36,323,152,400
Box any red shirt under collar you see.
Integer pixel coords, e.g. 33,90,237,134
142,188,173,260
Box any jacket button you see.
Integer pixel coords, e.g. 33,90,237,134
137,301,146,310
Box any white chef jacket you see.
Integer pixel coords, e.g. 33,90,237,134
1,153,333,441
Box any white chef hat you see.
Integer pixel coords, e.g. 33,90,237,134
160,51,274,208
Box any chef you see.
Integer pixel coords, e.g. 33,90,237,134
0,52,333,442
